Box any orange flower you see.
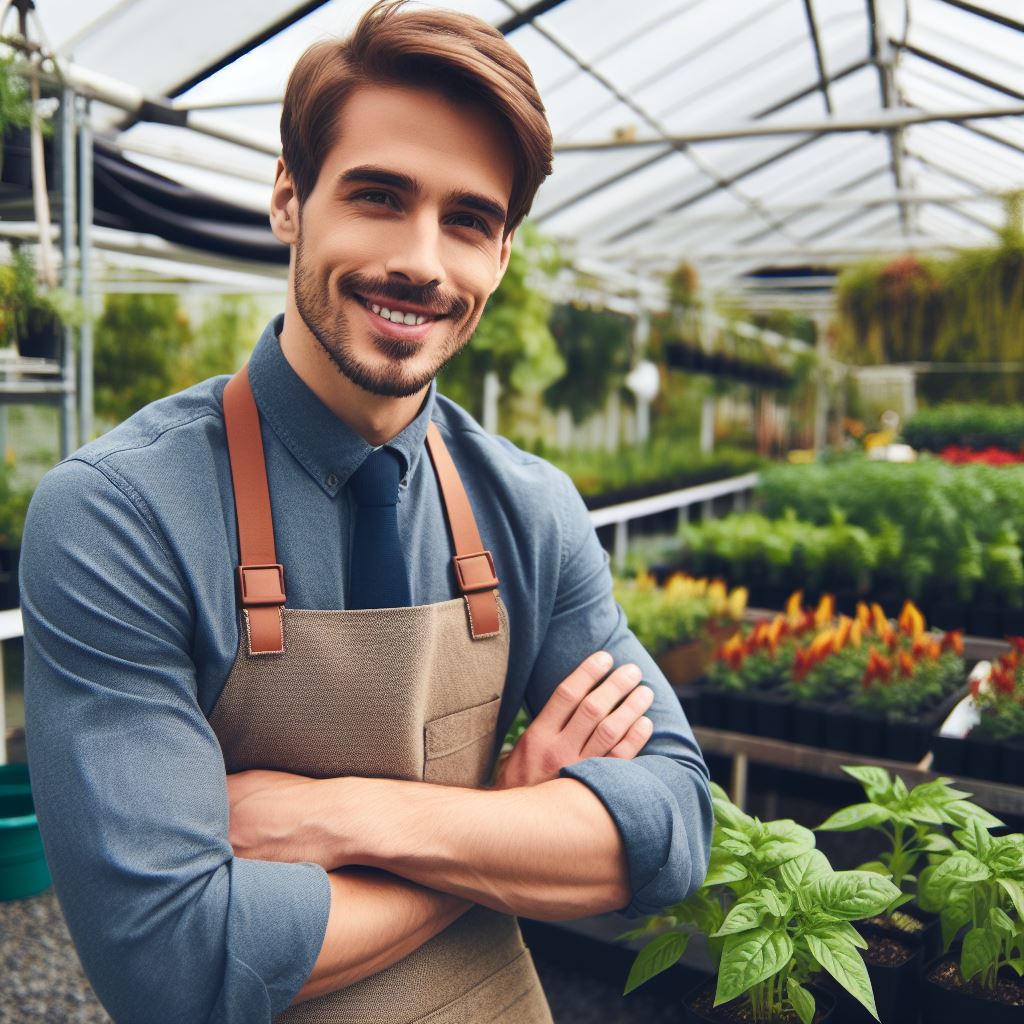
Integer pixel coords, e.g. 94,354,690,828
855,601,873,631
815,594,835,627
834,616,853,652
898,651,916,678
849,620,864,648
786,590,804,622
898,601,926,639
941,630,964,656
871,603,890,635
993,665,1016,695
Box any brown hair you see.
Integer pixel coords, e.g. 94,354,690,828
280,0,553,233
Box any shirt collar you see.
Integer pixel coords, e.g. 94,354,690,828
247,315,436,497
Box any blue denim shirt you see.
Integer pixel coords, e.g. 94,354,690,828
21,315,712,1023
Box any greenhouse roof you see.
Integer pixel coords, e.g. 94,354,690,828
26,0,1024,305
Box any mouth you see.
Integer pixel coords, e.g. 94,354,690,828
354,293,449,328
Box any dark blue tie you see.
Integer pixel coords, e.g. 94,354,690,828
347,447,412,610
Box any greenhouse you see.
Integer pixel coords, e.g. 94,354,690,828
1,1,1024,1022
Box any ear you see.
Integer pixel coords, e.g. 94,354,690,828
490,227,516,295
270,158,300,245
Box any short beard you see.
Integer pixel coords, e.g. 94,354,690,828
293,231,477,399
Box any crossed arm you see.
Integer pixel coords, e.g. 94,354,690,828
226,651,656,1005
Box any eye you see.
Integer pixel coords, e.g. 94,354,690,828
448,212,495,237
353,190,398,208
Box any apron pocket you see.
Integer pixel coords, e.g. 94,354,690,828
423,695,501,786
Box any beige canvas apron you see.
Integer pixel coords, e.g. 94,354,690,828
208,367,554,1024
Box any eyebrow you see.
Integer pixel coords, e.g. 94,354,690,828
337,164,508,227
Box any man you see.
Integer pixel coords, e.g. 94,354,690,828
22,3,712,1022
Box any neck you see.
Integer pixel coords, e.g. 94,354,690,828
277,294,428,446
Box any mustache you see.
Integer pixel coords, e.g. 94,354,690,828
339,273,468,319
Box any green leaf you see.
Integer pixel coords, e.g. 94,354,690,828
917,865,946,913
709,780,732,803
855,860,890,875
721,839,752,857
715,928,794,1006
754,819,816,870
807,920,869,951
713,796,755,833
805,933,878,1020
787,978,815,1024
713,889,793,937
941,892,973,951
704,853,748,887
990,906,1016,934
999,878,1024,919
778,850,833,892
623,931,689,995
932,851,992,887
961,927,1000,983
806,871,902,921
945,800,1004,830
841,765,892,797
921,834,957,853
817,803,892,832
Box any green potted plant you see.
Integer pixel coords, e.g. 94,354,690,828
916,818,1024,1022
0,247,81,362
621,782,901,1023
816,766,1002,1021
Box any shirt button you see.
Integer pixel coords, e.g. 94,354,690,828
326,473,338,488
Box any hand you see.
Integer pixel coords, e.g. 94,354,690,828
493,651,654,790
226,768,320,862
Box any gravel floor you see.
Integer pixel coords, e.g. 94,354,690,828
0,888,689,1023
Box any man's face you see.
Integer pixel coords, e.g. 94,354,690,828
283,84,515,398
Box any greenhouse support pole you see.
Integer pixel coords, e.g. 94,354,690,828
59,86,78,459
77,95,94,446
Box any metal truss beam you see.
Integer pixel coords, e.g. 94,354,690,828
551,103,1024,151
934,0,1024,35
802,0,833,112
896,41,1024,103
534,48,870,229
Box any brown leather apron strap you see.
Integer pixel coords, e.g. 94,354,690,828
425,422,501,639
223,367,286,654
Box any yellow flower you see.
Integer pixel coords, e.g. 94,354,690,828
814,594,835,627
898,600,925,639
727,587,748,620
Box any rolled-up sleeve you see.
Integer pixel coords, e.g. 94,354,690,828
524,470,713,919
22,459,330,1023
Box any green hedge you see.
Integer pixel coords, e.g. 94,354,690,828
902,403,1024,453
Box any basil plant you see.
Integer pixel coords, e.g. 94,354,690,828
622,782,901,1023
817,766,1002,914
918,818,1024,989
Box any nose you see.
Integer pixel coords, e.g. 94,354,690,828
384,213,445,287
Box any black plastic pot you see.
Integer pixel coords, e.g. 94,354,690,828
700,687,728,728
17,307,63,362
1000,735,1024,785
792,700,830,747
932,734,966,775
965,733,1002,782
722,690,755,734
831,925,922,1024
683,977,836,1023
748,690,793,741
922,953,1024,1024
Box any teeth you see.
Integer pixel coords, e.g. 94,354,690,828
365,299,429,327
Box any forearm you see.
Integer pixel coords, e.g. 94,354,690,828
293,866,472,1005
320,776,630,920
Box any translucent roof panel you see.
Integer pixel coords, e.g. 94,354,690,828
28,0,1024,294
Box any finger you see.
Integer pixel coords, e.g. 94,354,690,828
579,685,654,759
560,663,645,750
532,651,616,732
606,716,654,760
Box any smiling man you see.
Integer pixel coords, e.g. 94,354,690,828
21,3,712,1023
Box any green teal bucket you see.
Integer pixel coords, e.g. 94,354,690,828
0,762,51,901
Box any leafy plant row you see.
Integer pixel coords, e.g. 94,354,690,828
903,404,1024,455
